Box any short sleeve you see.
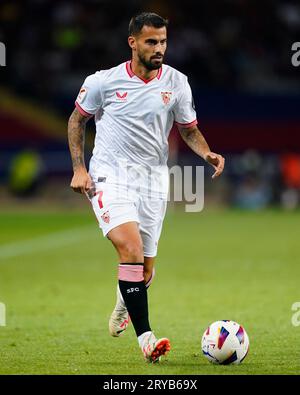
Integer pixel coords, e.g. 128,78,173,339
75,73,103,117
173,77,198,128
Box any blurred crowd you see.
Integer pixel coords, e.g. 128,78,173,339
0,0,300,209
1,0,300,113
4,148,300,210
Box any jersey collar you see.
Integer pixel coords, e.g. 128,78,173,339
126,60,162,83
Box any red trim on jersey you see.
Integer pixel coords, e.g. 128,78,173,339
75,101,93,117
125,61,162,83
175,119,198,128
157,66,162,80
126,61,135,78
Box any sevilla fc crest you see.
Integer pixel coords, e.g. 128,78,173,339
161,91,172,105
101,210,110,224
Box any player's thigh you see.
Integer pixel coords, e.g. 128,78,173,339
138,199,167,258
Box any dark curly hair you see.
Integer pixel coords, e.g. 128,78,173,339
128,12,168,36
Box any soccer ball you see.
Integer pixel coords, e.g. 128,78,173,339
201,320,249,365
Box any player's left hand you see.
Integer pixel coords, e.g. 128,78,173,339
205,152,225,179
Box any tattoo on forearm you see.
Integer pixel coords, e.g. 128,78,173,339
180,126,210,159
68,108,89,170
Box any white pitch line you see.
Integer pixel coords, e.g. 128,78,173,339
0,224,98,261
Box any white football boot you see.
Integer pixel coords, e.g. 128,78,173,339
109,286,130,337
140,332,171,363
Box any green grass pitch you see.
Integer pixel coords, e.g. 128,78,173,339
0,207,299,374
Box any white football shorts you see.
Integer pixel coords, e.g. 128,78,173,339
88,180,167,257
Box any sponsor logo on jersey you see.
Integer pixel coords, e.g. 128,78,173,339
116,91,128,101
161,91,172,105
101,210,110,224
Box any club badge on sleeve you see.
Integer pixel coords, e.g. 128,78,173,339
77,87,87,103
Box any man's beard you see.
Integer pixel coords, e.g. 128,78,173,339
137,52,163,70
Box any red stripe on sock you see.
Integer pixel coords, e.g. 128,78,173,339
118,264,144,282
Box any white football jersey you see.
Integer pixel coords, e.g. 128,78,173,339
75,61,197,198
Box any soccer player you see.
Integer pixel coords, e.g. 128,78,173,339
68,12,225,363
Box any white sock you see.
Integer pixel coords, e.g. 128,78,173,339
138,331,153,347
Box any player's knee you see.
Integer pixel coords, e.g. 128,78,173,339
119,241,144,263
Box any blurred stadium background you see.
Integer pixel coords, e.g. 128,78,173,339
0,0,300,375
0,0,300,209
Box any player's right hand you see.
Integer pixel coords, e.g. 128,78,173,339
70,168,95,196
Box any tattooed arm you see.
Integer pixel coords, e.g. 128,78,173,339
178,124,225,179
68,108,94,194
